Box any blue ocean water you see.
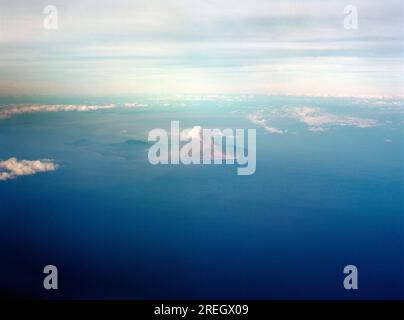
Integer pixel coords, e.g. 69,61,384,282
0,95,403,299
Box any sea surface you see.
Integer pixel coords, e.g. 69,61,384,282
0,95,403,299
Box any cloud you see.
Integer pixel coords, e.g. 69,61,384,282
293,107,379,131
0,104,115,119
247,114,284,134
0,0,403,96
246,102,382,134
155,95,254,102
0,157,58,181
123,103,148,108
0,102,154,119
264,126,284,134
180,126,203,140
165,126,236,161
308,126,327,132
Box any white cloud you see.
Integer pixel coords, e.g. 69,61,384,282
164,126,235,161
384,139,392,143
0,157,58,181
308,126,327,132
264,126,284,134
124,103,148,108
180,126,203,140
0,104,115,119
293,107,378,131
247,104,381,134
247,114,284,134
0,172,14,181
156,94,254,102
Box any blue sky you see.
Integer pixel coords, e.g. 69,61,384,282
0,0,403,96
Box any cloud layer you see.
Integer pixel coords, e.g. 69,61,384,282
247,101,383,134
293,106,379,131
0,104,116,119
0,0,403,96
0,157,59,181
123,103,148,108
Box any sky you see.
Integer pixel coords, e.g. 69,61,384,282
0,0,403,97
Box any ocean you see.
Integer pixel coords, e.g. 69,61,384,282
0,95,403,299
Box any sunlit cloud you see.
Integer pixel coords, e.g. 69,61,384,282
293,106,379,131
0,104,115,119
123,103,148,108
0,157,59,181
247,113,284,134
